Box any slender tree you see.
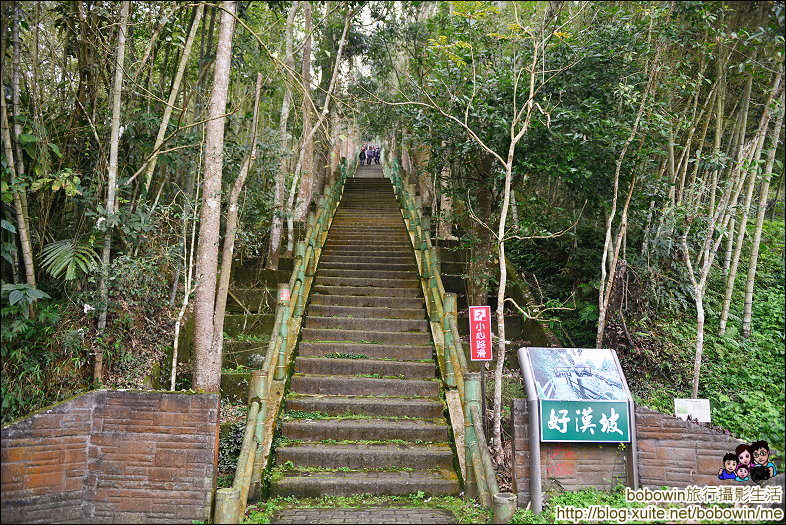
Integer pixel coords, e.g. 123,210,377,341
742,88,784,338
192,1,236,392
139,3,204,194
267,1,299,269
95,1,130,385
210,72,263,366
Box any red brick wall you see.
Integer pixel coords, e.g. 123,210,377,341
1,394,93,523
511,399,628,504
512,400,750,506
1,390,219,524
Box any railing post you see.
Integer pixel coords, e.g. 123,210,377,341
275,284,290,381
293,241,306,317
248,443,266,504
464,372,480,500
248,369,267,503
442,294,457,387
214,487,240,524
492,493,518,524
465,372,492,506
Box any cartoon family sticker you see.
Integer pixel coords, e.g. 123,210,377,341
719,441,778,482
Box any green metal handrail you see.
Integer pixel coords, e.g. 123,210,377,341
383,156,500,508
214,158,353,523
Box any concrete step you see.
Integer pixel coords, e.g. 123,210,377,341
326,232,409,239
319,253,414,264
322,247,413,258
270,469,460,498
298,341,433,361
275,442,454,469
329,225,402,231
307,304,424,319
300,327,431,345
312,285,421,298
294,357,435,379
280,418,450,442
290,374,440,397
315,276,419,289
305,316,428,333
317,269,415,281
324,239,410,248
331,209,398,214
309,294,423,309
285,395,444,418
319,261,417,272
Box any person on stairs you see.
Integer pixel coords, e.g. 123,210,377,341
359,146,366,165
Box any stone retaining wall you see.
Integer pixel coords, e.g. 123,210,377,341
512,400,752,506
1,390,219,524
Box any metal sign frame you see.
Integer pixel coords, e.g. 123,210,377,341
518,347,640,515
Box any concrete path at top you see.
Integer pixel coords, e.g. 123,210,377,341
355,161,385,177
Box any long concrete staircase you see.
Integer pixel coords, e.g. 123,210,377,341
269,164,460,497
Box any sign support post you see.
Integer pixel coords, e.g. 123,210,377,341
518,347,542,514
469,305,493,440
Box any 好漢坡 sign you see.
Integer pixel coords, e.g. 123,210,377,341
523,347,632,443
541,400,630,442
469,306,492,361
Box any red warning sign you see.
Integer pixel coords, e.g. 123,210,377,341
469,306,492,361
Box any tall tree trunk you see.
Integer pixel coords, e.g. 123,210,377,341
718,71,782,335
768,173,783,221
192,1,236,393
210,73,263,364
141,3,204,194
96,2,130,384
292,0,314,223
492,161,514,456
1,85,35,289
288,3,352,252
267,2,298,269
11,2,31,246
596,47,660,348
742,88,784,338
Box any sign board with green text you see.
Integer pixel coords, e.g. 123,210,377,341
524,347,632,443
540,400,630,442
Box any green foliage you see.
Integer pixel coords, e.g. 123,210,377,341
40,238,100,281
1,292,89,425
218,420,246,476
510,485,644,524
30,167,81,197
627,219,785,453
1,283,51,311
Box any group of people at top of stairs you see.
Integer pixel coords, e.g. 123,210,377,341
359,144,381,165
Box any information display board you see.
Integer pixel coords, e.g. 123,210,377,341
522,347,632,443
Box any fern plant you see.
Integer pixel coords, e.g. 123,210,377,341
39,238,100,281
